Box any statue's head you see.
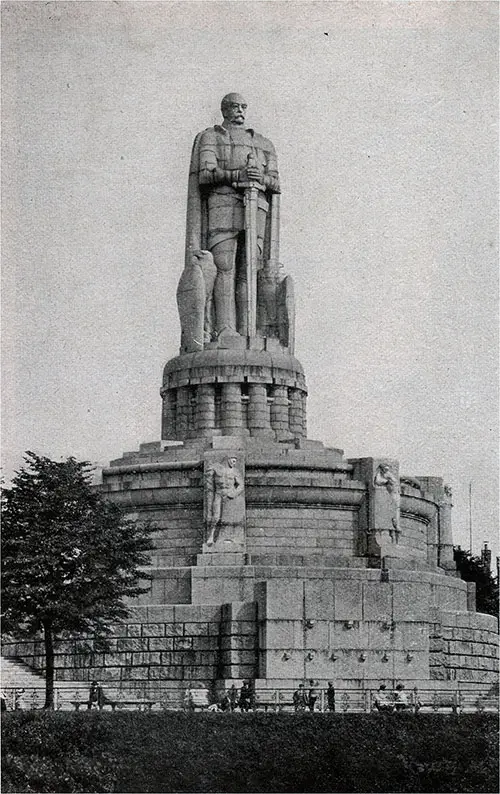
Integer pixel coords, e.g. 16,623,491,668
221,93,247,126
227,456,237,468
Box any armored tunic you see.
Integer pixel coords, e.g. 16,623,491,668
198,125,279,251
185,125,280,259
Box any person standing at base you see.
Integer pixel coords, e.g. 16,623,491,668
374,684,393,713
326,682,336,712
293,683,307,712
228,683,238,711
394,683,409,712
239,681,252,712
87,680,104,711
308,679,318,712
219,693,231,712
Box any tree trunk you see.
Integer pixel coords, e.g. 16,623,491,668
42,618,55,710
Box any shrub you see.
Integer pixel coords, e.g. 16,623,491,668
2,711,498,793
2,712,117,793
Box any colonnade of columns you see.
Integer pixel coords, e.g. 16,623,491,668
161,381,307,441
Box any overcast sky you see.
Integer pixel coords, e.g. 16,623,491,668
2,1,498,560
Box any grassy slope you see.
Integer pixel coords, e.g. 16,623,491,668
2,711,498,793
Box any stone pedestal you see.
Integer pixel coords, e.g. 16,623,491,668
161,347,307,442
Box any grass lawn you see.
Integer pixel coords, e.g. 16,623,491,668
2,711,498,792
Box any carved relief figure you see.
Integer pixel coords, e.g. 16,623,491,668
374,463,401,542
185,93,280,339
205,456,245,547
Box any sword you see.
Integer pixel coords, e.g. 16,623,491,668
240,153,263,337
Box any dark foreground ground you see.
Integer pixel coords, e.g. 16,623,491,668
2,711,498,793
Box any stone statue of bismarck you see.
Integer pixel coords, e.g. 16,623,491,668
184,93,281,341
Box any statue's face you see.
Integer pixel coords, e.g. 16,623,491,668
221,94,247,126
227,457,237,468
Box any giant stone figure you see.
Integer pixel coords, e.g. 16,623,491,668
180,93,292,349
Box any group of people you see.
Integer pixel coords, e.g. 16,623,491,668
86,678,409,715
373,683,410,713
216,682,253,712
185,681,253,712
293,681,336,713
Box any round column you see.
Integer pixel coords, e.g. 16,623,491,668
270,385,292,439
195,384,215,436
248,383,273,437
289,388,305,438
176,386,190,438
301,392,308,438
221,383,245,435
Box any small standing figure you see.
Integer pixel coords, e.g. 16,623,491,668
393,683,409,712
219,693,231,712
87,680,104,711
374,684,394,713
326,682,336,713
228,683,238,712
238,681,252,712
293,683,308,712
374,463,401,542
308,679,318,712
205,456,245,547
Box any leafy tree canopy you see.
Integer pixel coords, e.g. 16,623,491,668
453,546,499,617
1,451,154,641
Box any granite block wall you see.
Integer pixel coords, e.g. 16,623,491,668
430,611,499,683
246,506,360,558
1,602,259,696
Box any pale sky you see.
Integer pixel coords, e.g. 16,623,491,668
2,1,498,560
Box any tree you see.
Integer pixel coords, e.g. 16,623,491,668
1,452,154,709
453,546,499,617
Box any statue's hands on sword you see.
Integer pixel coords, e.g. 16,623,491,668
232,153,265,191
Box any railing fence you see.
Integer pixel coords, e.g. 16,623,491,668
2,686,497,714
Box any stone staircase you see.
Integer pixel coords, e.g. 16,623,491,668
2,656,46,688
1,656,162,711
1,656,89,710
